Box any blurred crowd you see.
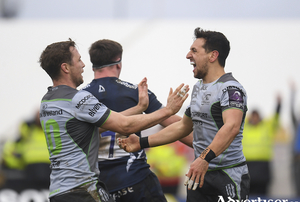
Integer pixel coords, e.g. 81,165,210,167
1,82,300,201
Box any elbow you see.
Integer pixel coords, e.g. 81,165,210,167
118,120,135,135
232,126,241,137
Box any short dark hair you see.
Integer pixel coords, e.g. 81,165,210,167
39,39,76,80
89,39,123,68
194,27,230,67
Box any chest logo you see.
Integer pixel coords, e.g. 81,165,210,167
99,85,105,93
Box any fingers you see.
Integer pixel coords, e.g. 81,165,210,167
184,175,190,186
138,77,148,89
184,170,200,191
192,182,199,190
199,172,205,188
176,85,189,99
117,138,124,149
174,83,185,95
184,175,199,190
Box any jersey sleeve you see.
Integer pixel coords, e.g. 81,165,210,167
220,83,247,112
184,105,192,118
144,89,163,114
71,90,111,127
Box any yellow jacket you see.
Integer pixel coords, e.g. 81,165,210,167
242,114,279,161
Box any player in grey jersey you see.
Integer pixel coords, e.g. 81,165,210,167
118,28,250,202
39,39,189,202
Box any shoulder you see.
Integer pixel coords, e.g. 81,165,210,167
217,73,247,96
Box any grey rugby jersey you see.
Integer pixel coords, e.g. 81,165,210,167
40,85,110,198
185,73,247,170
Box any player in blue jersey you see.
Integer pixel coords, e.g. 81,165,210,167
83,39,193,202
38,39,189,202
118,28,250,202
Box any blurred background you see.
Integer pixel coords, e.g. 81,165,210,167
0,0,300,201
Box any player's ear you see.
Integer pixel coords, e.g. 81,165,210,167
209,50,219,63
61,63,70,73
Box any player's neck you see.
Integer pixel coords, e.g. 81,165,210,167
94,70,119,79
203,66,225,84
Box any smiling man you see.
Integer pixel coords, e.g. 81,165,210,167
38,39,189,202
118,27,250,202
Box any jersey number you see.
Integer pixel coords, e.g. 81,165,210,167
41,119,62,156
101,131,115,158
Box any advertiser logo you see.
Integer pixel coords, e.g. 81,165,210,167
192,112,208,119
88,103,102,117
76,95,92,109
222,86,245,96
112,187,134,201
40,109,63,117
217,196,289,202
116,79,137,89
193,120,203,126
0,189,49,202
82,83,90,89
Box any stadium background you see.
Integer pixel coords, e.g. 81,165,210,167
0,0,300,201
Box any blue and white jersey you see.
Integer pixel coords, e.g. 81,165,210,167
185,73,248,170
40,85,111,198
83,77,163,192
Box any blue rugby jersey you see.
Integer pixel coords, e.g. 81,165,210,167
83,77,163,192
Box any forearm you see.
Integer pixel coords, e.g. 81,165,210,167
115,107,174,135
178,132,194,148
149,121,192,147
208,124,239,157
120,106,144,116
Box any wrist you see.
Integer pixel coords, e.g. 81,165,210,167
162,107,173,117
199,147,216,163
140,136,150,149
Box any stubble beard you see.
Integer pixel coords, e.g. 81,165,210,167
194,60,208,80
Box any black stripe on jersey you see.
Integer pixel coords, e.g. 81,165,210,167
66,118,96,155
211,102,224,130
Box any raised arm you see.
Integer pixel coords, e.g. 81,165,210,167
120,77,149,116
101,84,189,135
99,77,149,134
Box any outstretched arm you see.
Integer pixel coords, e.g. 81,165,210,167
117,115,193,152
101,84,189,135
160,115,194,148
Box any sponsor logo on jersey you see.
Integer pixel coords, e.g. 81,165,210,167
40,109,63,117
193,120,203,126
76,94,92,109
82,83,91,89
228,89,244,109
88,103,102,117
222,86,244,96
116,79,137,89
192,112,208,118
